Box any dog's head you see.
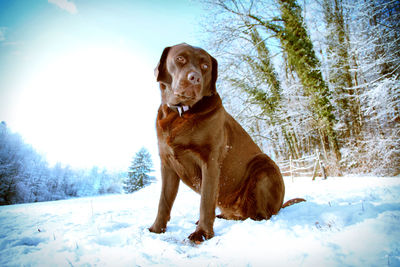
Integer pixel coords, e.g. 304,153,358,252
155,43,218,107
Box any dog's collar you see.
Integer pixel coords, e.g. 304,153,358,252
166,94,217,117
167,104,190,117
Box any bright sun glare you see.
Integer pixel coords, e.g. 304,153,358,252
10,45,159,170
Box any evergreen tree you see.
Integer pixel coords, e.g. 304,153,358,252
123,147,154,193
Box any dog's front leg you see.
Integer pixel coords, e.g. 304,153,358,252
149,164,180,234
188,159,219,242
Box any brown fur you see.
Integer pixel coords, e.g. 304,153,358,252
282,198,306,208
149,43,286,242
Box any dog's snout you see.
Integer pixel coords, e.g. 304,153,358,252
174,89,195,98
187,71,201,85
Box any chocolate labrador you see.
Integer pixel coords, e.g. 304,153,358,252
149,43,303,243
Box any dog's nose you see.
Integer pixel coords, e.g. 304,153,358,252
187,72,201,85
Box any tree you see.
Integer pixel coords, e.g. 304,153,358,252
123,147,154,193
341,0,400,175
202,0,341,162
322,0,362,138
0,121,126,204
199,0,399,175
275,0,341,161
0,121,25,204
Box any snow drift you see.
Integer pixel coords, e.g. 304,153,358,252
0,176,399,266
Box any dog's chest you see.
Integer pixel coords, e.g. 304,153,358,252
163,144,203,192
158,132,204,192
157,108,220,192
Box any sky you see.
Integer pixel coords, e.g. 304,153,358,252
0,0,206,171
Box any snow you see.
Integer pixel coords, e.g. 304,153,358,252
1,176,400,267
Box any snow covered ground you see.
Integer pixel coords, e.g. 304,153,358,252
0,176,399,267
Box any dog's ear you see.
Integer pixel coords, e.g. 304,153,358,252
210,55,218,93
154,46,171,84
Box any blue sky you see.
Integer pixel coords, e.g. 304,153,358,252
0,0,205,170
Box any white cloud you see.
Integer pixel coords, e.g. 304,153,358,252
48,0,78,14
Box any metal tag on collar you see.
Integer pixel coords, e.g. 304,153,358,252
177,106,183,117
177,106,189,117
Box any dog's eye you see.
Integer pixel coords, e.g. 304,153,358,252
176,56,186,64
201,63,209,70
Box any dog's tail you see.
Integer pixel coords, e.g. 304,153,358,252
282,198,306,209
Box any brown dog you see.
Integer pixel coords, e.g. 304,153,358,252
149,43,288,243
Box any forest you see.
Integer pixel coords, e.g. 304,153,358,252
199,0,399,176
0,121,125,205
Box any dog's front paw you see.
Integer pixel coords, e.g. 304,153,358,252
149,223,166,234
188,228,214,243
